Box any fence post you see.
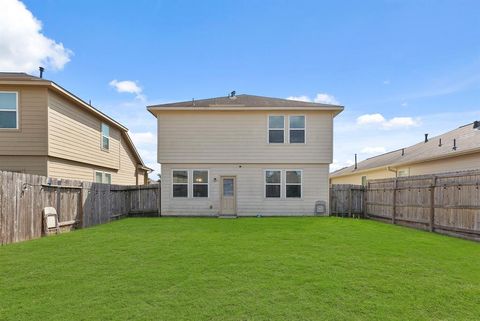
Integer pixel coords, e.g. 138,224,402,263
392,178,397,224
56,185,61,222
78,182,84,228
348,187,352,217
364,182,369,218
157,183,161,217
429,175,437,232
329,186,334,216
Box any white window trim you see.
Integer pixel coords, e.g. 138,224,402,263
288,115,306,144
0,91,19,130
192,169,209,198
264,169,282,199
267,115,286,144
285,169,303,199
101,123,110,151
172,169,189,198
264,169,304,199
94,171,112,184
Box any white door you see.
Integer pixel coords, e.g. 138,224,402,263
221,176,236,215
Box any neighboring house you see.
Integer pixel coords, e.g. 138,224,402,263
0,72,150,185
148,93,343,216
330,121,480,185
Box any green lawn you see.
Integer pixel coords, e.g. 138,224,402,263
0,218,479,321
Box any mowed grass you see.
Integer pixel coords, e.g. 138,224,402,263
0,218,479,321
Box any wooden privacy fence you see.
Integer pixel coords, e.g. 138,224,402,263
0,171,160,245
331,170,480,241
330,184,364,217
365,171,480,241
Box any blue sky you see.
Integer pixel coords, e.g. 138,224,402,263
3,0,480,176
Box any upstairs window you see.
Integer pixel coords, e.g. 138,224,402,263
193,170,209,197
289,116,305,143
173,170,188,198
268,116,284,143
0,92,18,129
101,123,110,150
286,170,302,198
265,170,281,198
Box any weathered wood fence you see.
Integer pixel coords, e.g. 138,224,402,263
331,170,480,241
330,184,364,217
0,171,160,245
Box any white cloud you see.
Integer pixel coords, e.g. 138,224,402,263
286,93,340,105
401,102,408,107
313,93,339,105
383,117,420,129
0,0,72,73
286,95,311,102
330,159,355,172
360,146,386,154
356,113,386,125
356,113,420,129
383,80,390,85
109,79,145,100
130,131,155,145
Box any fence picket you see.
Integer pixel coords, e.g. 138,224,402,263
0,171,160,245
331,169,480,241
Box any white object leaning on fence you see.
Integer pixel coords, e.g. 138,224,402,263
43,207,59,235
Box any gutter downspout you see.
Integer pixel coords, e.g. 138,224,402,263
387,166,398,177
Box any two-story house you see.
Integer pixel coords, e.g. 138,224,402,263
148,93,343,216
0,72,150,184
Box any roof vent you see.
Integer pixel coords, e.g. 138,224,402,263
401,148,405,156
474,121,480,129
229,90,237,100
354,153,358,170
424,133,429,143
39,66,44,79
438,138,442,147
453,138,457,150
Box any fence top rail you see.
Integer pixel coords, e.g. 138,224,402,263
367,182,480,191
42,184,82,189
330,184,365,190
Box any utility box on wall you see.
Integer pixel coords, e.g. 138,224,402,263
315,201,327,215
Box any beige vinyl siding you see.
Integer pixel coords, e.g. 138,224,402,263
330,168,395,185
161,163,329,216
399,152,480,176
330,152,480,185
116,135,142,185
0,86,48,155
47,135,142,185
157,110,333,164
138,171,147,185
48,90,120,170
47,156,136,185
48,157,108,181
0,156,48,175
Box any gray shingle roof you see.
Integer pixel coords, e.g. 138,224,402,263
331,122,480,177
148,94,343,109
0,72,44,81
